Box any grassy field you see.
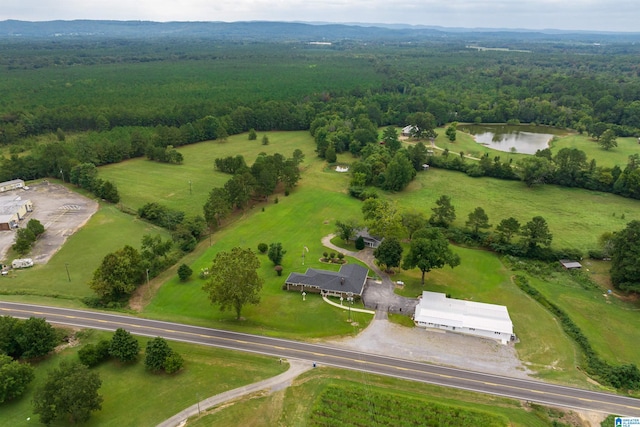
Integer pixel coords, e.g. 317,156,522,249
1,329,287,427
98,131,321,214
0,204,169,305
432,128,640,169
186,368,576,427
551,134,640,168
143,152,373,338
392,167,639,252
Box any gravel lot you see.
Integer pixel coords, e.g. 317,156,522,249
326,317,533,378
0,182,98,264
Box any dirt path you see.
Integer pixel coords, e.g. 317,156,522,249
157,359,311,427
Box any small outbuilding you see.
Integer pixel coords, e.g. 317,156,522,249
0,195,33,231
283,264,369,298
559,260,582,270
0,179,25,193
351,229,383,249
401,125,417,137
414,291,515,344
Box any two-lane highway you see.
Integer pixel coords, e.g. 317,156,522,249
2,301,638,417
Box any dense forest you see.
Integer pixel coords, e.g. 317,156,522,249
1,22,640,197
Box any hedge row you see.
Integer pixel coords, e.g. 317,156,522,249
514,275,640,390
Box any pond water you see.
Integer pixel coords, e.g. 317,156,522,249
459,124,565,155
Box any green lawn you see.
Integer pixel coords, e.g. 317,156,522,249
187,368,567,427
0,204,168,305
144,155,373,338
527,265,640,368
1,329,286,427
98,131,318,214
392,168,639,252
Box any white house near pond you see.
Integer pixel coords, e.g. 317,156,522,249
414,291,514,344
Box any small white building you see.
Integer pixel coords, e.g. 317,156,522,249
414,291,514,344
0,179,25,193
0,196,33,231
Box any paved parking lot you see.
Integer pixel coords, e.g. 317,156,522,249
0,182,98,264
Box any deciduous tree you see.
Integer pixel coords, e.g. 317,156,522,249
89,245,145,301
517,156,555,187
33,361,103,425
402,229,460,285
335,220,360,243
15,317,58,359
599,129,618,150
610,220,640,292
373,237,403,272
0,354,35,403
109,328,140,363
144,337,172,372
203,247,264,319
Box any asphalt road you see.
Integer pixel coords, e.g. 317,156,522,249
2,301,639,417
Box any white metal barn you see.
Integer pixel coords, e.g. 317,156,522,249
414,291,514,344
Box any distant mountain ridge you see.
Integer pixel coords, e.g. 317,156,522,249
0,20,638,42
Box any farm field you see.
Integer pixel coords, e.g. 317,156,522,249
98,131,318,214
392,167,640,252
1,329,287,427
187,368,572,427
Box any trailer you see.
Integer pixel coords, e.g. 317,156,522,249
11,258,34,269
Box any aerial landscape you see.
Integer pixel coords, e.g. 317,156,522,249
0,1,639,426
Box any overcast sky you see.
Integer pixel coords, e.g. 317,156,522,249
2,0,638,33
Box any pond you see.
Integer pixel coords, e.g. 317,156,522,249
458,124,566,155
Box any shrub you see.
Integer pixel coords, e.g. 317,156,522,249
274,265,283,276
177,264,193,281
355,236,365,250
78,340,111,367
258,243,268,254
163,352,184,374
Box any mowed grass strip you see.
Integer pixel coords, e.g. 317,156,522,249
1,329,286,427
0,204,169,303
187,368,558,427
392,168,639,252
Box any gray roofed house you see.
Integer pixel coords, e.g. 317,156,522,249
284,264,369,297
351,229,383,248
